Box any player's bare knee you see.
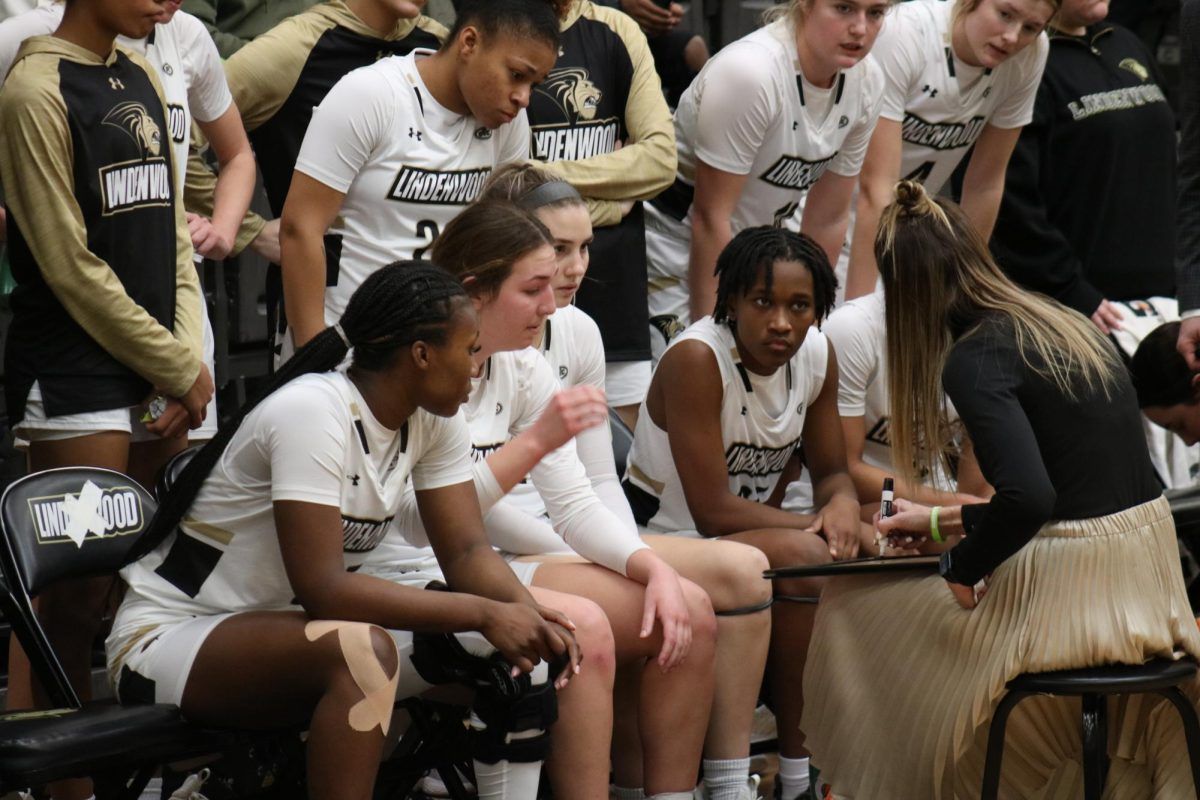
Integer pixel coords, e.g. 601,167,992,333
569,597,615,677
713,542,772,610
771,530,831,568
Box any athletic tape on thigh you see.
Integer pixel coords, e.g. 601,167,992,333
305,620,399,735
715,596,775,617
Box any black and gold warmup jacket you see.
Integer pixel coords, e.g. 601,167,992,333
529,0,676,363
0,36,202,421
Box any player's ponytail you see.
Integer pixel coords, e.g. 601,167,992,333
443,0,564,51
129,262,468,563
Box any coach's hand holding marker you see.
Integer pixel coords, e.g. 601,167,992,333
875,477,895,556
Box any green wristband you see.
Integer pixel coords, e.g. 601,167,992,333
930,506,943,543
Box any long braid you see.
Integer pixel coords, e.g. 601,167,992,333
712,226,837,325
128,262,467,563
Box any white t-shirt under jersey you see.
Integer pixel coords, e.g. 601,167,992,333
504,303,638,534
626,317,828,533
295,50,530,325
113,371,472,634
874,0,1047,194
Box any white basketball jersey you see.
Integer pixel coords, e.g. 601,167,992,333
0,5,231,198
506,305,606,519
874,0,1047,194
626,317,827,532
669,18,883,233
116,372,471,624
823,291,892,471
295,50,531,324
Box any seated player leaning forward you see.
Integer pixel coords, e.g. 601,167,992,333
802,181,1200,798
1132,319,1200,448
362,200,717,800
107,264,583,800
622,226,868,792
478,163,773,800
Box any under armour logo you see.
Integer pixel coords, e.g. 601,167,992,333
559,366,568,380
348,474,360,486
495,402,503,415
741,407,748,416
982,87,992,98
408,127,422,141
108,77,125,91
921,84,938,98
792,121,799,131
838,115,849,128
162,63,173,75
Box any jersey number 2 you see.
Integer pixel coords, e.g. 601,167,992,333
413,220,440,261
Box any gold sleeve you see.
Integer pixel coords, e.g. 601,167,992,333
224,14,329,132
183,145,267,256
0,59,201,396
542,5,677,215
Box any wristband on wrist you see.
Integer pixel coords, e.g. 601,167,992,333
930,505,943,543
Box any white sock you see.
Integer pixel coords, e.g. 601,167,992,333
611,785,646,800
473,758,542,799
778,756,811,799
703,756,751,800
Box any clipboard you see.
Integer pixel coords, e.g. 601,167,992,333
764,554,940,579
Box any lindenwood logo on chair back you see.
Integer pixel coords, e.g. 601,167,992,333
27,481,145,547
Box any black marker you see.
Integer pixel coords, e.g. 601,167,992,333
876,478,895,556
880,477,895,518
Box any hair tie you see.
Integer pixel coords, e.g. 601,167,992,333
517,180,582,211
333,322,351,349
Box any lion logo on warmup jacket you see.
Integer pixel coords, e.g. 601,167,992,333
102,101,162,157
536,68,602,122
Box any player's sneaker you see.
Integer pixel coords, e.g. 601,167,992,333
416,767,477,798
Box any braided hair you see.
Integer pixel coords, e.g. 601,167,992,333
443,0,565,51
711,226,837,326
129,261,468,562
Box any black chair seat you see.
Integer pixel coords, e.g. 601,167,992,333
0,703,237,786
1007,657,1198,696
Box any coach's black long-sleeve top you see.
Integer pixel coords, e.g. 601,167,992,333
1179,0,1200,313
940,315,1161,585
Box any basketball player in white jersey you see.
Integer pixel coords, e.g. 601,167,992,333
0,0,257,452
626,227,866,800
279,0,563,357
842,0,1055,300
367,200,717,799
643,0,890,362
109,264,583,800
479,163,772,800
786,288,990,519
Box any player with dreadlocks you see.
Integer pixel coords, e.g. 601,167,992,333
108,263,582,800
623,226,864,800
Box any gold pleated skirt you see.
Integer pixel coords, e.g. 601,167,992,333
801,495,1200,799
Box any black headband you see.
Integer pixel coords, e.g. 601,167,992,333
516,180,582,210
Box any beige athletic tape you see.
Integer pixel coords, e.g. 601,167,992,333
305,620,399,735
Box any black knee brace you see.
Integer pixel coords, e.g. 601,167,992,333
468,668,558,764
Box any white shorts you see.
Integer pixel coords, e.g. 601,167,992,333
109,609,236,706
14,313,219,445
361,554,542,589
604,360,651,408
14,381,151,444
644,205,691,364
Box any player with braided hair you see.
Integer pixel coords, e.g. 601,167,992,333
109,263,582,800
624,226,867,800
